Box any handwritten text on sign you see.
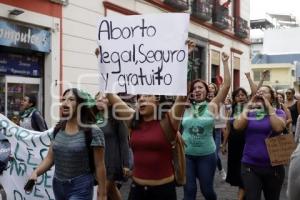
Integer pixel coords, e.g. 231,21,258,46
0,114,55,200
97,13,189,95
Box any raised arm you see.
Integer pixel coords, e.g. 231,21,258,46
245,72,257,95
106,94,135,121
211,53,231,110
233,107,249,131
245,70,269,95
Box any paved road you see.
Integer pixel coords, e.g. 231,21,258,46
120,153,289,200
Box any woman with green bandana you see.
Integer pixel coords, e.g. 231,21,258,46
182,52,231,200
93,92,130,200
233,85,286,200
19,94,47,131
28,88,107,200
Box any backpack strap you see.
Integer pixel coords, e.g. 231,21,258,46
83,128,95,173
53,121,66,139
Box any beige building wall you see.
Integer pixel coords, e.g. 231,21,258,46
62,0,251,95
251,63,295,90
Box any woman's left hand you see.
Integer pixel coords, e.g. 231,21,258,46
186,40,197,54
123,167,131,177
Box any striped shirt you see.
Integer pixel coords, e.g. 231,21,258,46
52,126,105,180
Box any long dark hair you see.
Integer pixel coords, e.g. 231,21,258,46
59,88,96,128
131,95,173,130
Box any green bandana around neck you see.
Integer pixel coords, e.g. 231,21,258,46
233,104,244,117
78,90,96,108
255,109,268,120
192,102,207,117
20,107,37,119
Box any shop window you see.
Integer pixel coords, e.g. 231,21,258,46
188,45,205,81
211,64,220,84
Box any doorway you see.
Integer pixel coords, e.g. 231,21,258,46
0,76,41,122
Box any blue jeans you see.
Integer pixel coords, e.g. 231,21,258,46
52,173,94,200
184,153,217,200
214,128,223,171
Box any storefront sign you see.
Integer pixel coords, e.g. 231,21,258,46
0,19,51,53
0,53,41,77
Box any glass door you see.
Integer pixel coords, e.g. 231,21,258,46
1,76,41,122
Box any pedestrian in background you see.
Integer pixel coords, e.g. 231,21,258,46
285,88,300,134
19,94,48,131
222,87,248,200
208,82,227,181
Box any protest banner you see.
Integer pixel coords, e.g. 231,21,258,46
0,114,55,200
97,13,190,95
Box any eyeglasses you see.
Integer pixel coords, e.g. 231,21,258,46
286,92,292,95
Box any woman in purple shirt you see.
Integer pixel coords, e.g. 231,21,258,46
233,85,286,200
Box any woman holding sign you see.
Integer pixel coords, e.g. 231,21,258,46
233,85,286,200
96,41,196,200
181,53,231,200
27,88,107,200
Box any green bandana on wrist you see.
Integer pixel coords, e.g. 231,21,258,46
192,102,207,117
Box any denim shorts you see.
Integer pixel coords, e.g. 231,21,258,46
52,173,94,200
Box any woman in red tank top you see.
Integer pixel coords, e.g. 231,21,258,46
102,41,196,200
107,92,187,200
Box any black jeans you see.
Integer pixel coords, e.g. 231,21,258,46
241,163,285,200
128,181,177,200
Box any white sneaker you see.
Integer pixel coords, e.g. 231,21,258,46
219,169,226,181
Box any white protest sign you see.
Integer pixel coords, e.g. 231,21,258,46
0,114,55,200
97,13,189,95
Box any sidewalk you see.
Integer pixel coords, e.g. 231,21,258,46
120,153,289,200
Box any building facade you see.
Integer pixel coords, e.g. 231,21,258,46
0,0,62,126
0,0,251,126
62,0,251,95
251,27,300,92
